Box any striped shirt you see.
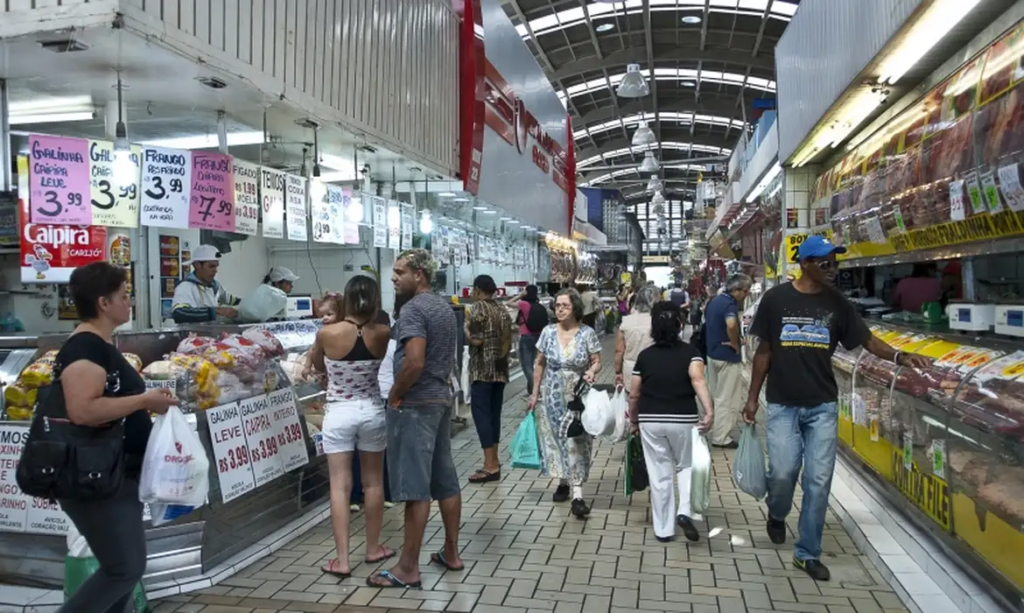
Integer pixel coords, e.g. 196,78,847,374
632,341,704,424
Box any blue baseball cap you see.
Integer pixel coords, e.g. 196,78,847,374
798,235,847,260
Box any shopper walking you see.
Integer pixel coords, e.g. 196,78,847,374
613,285,658,390
745,236,929,581
370,249,463,588
628,302,713,542
704,273,752,448
310,275,393,578
56,262,176,613
514,285,548,397
578,284,601,329
528,288,602,518
465,275,513,484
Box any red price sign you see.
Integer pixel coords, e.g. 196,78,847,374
238,394,284,487
268,389,309,472
207,403,256,502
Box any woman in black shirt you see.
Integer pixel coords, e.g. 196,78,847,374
629,302,714,542
57,262,175,613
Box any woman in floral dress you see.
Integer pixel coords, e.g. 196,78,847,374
528,288,602,518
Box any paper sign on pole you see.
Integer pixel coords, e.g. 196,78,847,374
140,146,192,229
28,134,92,225
387,202,401,249
343,190,361,244
261,168,286,239
188,152,235,231
238,394,284,487
234,160,260,236
372,196,387,248
285,174,308,241
311,180,331,243
206,402,257,503
88,140,141,228
400,203,414,249
267,388,309,472
324,184,346,244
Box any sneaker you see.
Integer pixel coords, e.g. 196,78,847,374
767,518,786,544
570,498,591,518
553,484,570,503
677,515,700,542
383,501,395,509
349,503,361,512
793,557,831,581
655,535,674,543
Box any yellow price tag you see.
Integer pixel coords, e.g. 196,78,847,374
870,418,880,442
1002,361,1024,379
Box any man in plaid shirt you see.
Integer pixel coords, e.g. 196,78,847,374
465,275,513,484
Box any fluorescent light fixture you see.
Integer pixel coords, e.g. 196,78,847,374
523,225,535,230
616,63,650,98
682,15,702,24
318,171,357,182
638,152,660,172
139,130,264,149
8,95,96,125
745,161,782,202
596,23,615,32
508,220,521,224
438,192,457,197
682,81,697,87
9,110,95,125
792,87,886,166
473,206,488,211
482,210,497,214
631,121,657,146
500,217,513,221
878,0,981,84
453,197,470,202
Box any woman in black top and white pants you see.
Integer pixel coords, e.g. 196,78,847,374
629,302,714,542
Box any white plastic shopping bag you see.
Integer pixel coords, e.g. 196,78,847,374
236,284,288,322
581,388,613,437
690,428,712,515
607,387,629,443
140,407,210,514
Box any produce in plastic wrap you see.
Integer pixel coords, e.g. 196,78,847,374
176,334,215,355
17,351,58,389
167,354,222,409
242,328,285,357
6,406,32,421
214,371,248,404
201,345,236,370
122,353,143,373
4,385,37,411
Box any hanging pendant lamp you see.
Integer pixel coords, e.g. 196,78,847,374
646,175,664,192
631,121,657,147
638,151,660,172
651,191,666,206
617,63,650,98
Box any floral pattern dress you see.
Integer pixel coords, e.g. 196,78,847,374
536,324,602,486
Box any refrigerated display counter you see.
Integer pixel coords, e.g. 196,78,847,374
835,321,1024,608
0,320,329,590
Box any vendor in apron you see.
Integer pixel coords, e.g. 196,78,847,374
171,245,240,323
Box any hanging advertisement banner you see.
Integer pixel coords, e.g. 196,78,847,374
371,196,387,248
17,156,107,284
344,190,361,244
233,160,260,236
387,202,401,249
260,168,286,239
400,203,414,249
311,181,332,244
28,134,92,226
188,152,235,231
87,140,141,228
285,174,308,241
140,146,191,229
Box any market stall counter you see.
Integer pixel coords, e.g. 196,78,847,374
835,321,1024,609
0,320,329,590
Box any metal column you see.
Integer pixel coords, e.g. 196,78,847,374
0,79,12,193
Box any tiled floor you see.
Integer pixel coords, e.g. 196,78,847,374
154,339,910,613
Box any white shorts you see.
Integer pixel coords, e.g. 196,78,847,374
321,397,386,454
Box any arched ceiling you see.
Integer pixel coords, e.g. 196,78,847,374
501,0,800,243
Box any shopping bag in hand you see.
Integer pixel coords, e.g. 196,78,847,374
733,424,767,500
64,525,149,612
511,413,542,470
624,433,648,496
690,428,712,514
140,407,210,525
607,388,629,443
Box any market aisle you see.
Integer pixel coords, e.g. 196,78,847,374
155,337,910,613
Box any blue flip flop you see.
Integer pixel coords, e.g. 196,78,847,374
366,569,422,589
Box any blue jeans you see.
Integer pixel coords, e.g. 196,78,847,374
765,402,838,562
471,381,506,448
519,334,538,395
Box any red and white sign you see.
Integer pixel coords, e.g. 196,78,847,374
18,184,107,284
0,425,72,535
207,402,257,503
267,389,309,472
238,394,284,487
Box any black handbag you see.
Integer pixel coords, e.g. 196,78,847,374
562,376,589,439
16,376,126,502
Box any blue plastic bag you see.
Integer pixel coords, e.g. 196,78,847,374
733,424,767,500
511,413,542,470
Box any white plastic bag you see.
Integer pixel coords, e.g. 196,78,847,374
607,388,629,443
581,388,613,437
67,524,91,558
690,428,712,515
236,284,288,322
140,407,210,510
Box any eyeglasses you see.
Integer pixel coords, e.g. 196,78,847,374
554,303,572,310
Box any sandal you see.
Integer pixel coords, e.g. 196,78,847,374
320,558,351,579
430,550,465,571
468,469,501,483
366,569,422,589
365,546,396,564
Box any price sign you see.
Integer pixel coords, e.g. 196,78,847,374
28,135,92,225
238,394,283,487
981,170,1003,213
285,174,308,241
234,160,260,236
140,146,192,228
966,172,985,215
401,203,414,249
188,152,235,231
207,402,256,503
0,425,71,535
145,379,177,397
903,433,913,470
327,185,345,244
261,168,286,239
869,418,880,442
88,140,141,228
372,196,387,248
931,439,945,480
949,180,966,221
785,233,807,263
388,202,401,249
998,163,1024,211
312,182,333,244
267,388,309,472
344,191,361,244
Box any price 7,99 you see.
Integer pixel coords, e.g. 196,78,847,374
216,445,251,474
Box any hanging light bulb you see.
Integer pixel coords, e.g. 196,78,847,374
419,209,433,235
638,151,659,172
631,121,657,147
653,203,665,215
616,63,650,98
651,191,666,206
112,73,136,187
646,175,664,192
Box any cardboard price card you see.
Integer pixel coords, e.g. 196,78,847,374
28,135,92,225
261,168,286,239
285,174,308,241
267,388,309,472
88,140,142,228
238,394,284,487
140,146,192,228
207,402,257,503
188,152,235,232
233,160,260,236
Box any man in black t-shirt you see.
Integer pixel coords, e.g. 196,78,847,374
744,236,929,582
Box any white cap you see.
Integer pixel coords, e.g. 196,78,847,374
268,267,300,283
188,245,222,264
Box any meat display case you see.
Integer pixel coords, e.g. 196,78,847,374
835,323,1024,607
